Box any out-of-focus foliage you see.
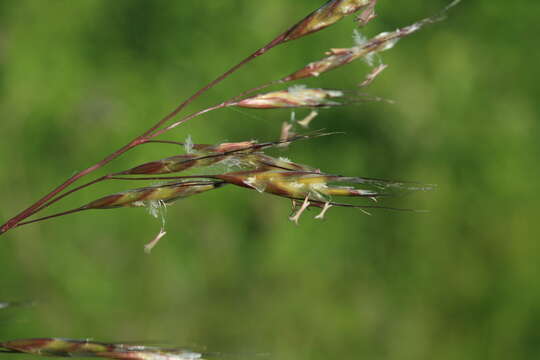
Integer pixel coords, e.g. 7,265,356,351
0,1,539,359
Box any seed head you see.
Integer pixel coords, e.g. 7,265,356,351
234,87,345,109
282,4,456,82
281,0,374,42
122,134,325,175
215,170,392,202
83,181,224,210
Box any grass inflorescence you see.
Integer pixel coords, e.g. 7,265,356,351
1,0,459,243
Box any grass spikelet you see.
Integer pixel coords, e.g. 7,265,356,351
15,181,225,228
233,87,345,109
280,0,375,43
0,338,214,359
120,143,262,175
249,154,315,172
209,170,432,222
282,1,459,82
214,170,427,202
121,132,331,176
83,181,224,210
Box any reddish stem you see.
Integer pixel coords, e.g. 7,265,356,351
0,139,143,234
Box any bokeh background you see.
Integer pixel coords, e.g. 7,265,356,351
1,0,539,359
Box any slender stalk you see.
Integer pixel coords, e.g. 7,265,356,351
0,139,143,235
151,79,279,137
150,103,227,138
142,140,187,147
110,176,201,181
33,175,112,215
15,208,87,228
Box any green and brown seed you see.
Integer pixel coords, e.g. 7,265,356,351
212,170,416,202
281,0,375,42
234,87,345,109
282,3,457,82
83,181,225,210
121,133,328,176
1,338,211,360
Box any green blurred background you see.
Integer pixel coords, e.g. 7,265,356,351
1,1,539,359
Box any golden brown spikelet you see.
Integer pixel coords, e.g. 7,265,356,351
234,87,345,109
83,181,224,210
281,0,374,42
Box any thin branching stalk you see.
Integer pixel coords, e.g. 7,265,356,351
0,0,381,235
0,0,460,235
